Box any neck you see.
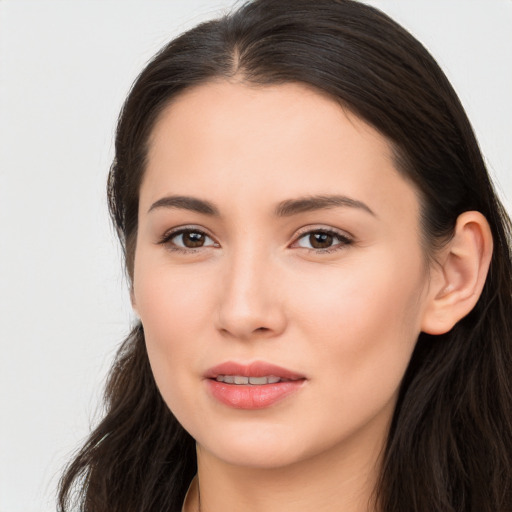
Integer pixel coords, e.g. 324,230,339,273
193,421,387,512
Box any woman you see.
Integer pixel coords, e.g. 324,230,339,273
58,0,512,511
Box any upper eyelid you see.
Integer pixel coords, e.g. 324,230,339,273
158,225,218,244
162,224,213,237
289,226,354,253
292,225,353,240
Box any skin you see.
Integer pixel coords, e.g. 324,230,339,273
131,81,487,512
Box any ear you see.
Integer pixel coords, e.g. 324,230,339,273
130,287,139,317
421,211,493,335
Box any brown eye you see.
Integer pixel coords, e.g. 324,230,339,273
309,232,334,249
181,231,206,248
164,229,217,250
295,229,352,252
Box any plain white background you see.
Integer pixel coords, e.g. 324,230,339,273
0,1,510,511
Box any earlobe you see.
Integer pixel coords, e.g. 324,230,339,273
421,211,493,335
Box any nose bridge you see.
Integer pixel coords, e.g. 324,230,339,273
216,239,285,339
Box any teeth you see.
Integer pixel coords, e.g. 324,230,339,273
249,376,269,385
215,375,284,385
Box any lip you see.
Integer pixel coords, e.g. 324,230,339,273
204,361,306,381
204,361,306,410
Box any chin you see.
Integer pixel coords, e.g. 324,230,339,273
205,442,303,469
195,424,310,469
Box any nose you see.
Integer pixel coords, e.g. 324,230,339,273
215,246,287,341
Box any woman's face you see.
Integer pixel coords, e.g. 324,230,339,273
133,81,435,469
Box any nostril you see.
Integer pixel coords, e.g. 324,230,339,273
215,300,287,339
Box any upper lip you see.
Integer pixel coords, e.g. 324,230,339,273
204,361,306,380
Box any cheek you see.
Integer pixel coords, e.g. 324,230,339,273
134,254,215,333
293,253,423,332
290,251,425,397
133,262,217,423
133,257,218,385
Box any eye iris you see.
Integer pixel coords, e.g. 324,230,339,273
183,232,205,248
310,232,334,249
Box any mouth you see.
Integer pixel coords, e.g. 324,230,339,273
205,360,305,381
214,375,290,385
204,361,306,409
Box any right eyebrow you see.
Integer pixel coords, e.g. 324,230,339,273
275,194,376,217
147,195,219,216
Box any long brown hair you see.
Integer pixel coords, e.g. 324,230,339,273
58,1,512,510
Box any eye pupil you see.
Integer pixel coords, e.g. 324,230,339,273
310,232,333,249
183,232,205,247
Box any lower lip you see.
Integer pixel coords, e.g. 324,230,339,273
206,379,305,409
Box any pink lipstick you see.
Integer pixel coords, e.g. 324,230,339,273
204,361,306,409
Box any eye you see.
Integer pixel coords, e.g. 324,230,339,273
293,229,352,252
159,228,218,251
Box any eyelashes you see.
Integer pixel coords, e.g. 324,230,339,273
157,227,218,253
291,228,352,253
157,226,353,255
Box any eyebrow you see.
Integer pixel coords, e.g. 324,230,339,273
275,195,376,217
147,193,375,217
148,195,219,215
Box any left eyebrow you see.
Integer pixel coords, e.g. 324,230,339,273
275,194,376,217
147,195,219,216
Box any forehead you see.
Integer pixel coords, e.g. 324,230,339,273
142,80,419,221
